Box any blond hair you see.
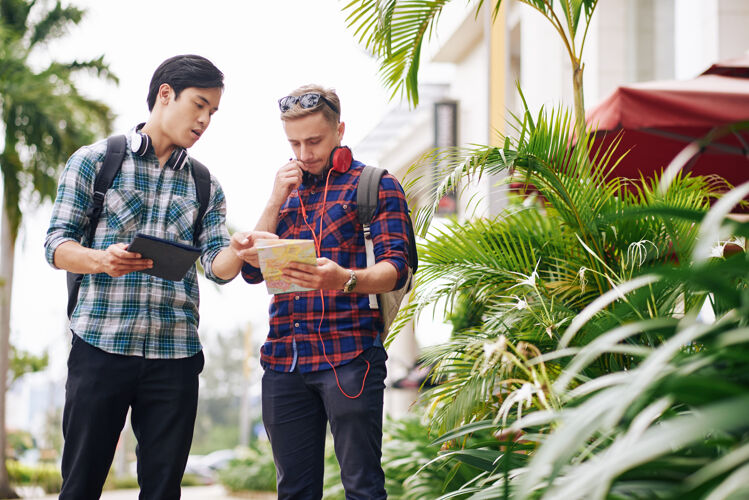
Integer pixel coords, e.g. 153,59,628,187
280,84,341,127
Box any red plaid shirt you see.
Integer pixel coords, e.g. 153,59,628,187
242,160,410,373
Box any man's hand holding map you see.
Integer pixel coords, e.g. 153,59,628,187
256,239,318,294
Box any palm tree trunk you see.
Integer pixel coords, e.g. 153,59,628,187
0,204,19,499
572,62,586,140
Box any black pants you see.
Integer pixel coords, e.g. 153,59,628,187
262,347,388,500
59,334,204,500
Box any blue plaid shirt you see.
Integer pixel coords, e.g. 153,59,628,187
45,131,231,359
242,160,410,373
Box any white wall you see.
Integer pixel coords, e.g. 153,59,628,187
675,0,720,79
675,0,749,80
517,6,570,116
450,18,492,218
717,0,749,60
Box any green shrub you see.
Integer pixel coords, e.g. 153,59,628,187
181,473,205,487
107,475,139,490
218,444,276,492
222,422,446,499
102,471,205,491
7,460,63,494
7,460,31,484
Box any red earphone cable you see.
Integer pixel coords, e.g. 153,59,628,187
297,168,369,399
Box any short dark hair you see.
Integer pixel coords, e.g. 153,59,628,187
146,55,224,111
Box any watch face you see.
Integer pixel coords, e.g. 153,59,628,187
344,271,357,292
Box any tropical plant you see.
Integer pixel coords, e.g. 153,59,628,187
344,0,598,135
381,416,481,499
395,104,718,434
342,2,747,499
375,105,734,498
0,0,115,495
319,416,480,499
418,182,749,499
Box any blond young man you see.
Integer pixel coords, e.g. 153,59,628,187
242,85,412,499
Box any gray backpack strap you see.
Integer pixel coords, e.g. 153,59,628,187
358,166,386,226
358,166,387,309
356,165,419,336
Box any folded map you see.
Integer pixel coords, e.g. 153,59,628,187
256,239,317,295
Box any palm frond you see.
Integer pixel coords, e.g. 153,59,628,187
0,0,115,239
29,1,84,48
344,0,453,106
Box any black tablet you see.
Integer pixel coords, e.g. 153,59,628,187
127,233,201,281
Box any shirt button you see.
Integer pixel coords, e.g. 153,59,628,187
310,190,316,195
294,322,300,328
295,296,300,300
343,204,348,209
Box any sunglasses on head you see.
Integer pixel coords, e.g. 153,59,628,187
278,93,339,114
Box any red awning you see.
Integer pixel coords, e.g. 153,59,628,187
586,64,749,189
701,54,749,78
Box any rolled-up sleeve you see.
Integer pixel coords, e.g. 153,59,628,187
371,174,410,290
44,147,98,269
241,262,264,284
198,175,232,284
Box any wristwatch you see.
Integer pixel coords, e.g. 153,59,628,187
342,269,358,293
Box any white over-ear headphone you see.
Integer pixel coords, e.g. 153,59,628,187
130,125,189,170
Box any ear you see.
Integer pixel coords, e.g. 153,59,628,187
337,121,345,143
158,83,173,105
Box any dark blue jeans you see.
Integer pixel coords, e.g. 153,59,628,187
262,346,388,500
59,334,203,500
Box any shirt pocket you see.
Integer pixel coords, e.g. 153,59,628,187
104,189,144,237
321,200,359,249
277,206,300,239
166,195,200,243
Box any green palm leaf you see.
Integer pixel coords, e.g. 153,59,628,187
344,0,453,105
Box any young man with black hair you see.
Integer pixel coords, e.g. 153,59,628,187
45,54,273,499
242,84,411,499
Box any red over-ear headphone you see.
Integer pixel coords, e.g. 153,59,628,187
328,145,352,173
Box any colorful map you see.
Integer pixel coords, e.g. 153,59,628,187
256,239,318,294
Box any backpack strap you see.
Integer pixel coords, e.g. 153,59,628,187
189,157,211,247
358,166,388,309
357,165,419,269
67,139,212,319
67,134,127,318
358,166,386,227
84,135,127,245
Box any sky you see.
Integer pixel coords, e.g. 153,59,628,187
11,0,397,374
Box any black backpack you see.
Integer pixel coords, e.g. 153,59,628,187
65,135,211,318
357,166,418,335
